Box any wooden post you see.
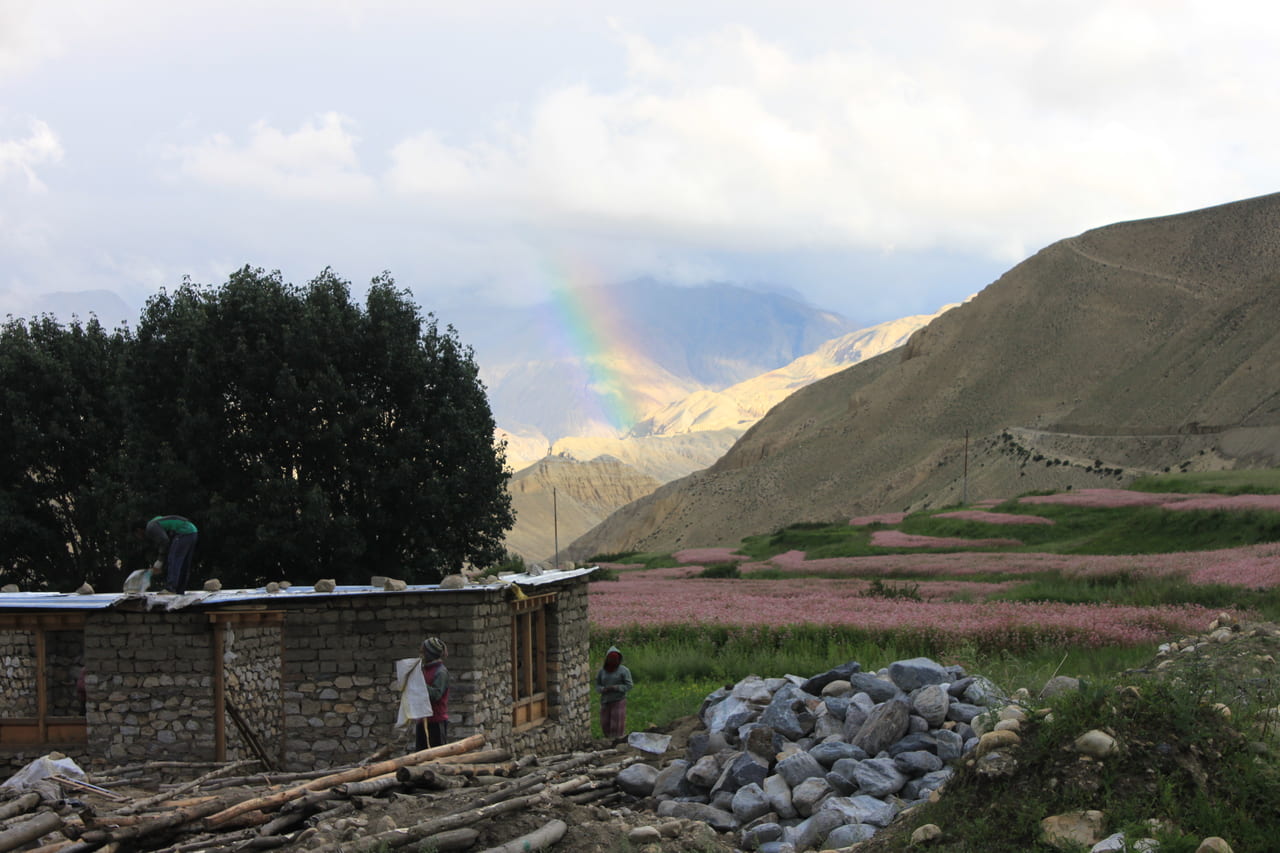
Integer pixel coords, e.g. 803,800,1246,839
35,625,47,744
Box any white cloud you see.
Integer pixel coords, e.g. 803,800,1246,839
383,6,1280,264
0,118,63,191
167,112,376,201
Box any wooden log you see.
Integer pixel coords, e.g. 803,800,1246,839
76,796,237,847
205,733,484,827
21,839,77,853
0,811,64,853
333,776,405,797
0,792,41,821
477,819,566,853
119,760,257,815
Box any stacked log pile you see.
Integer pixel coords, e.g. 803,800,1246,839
0,733,636,853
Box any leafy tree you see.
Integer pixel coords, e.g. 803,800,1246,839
0,315,130,590
120,267,513,586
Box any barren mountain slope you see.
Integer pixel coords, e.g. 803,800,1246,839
566,193,1280,558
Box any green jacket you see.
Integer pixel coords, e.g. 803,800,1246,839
594,646,633,705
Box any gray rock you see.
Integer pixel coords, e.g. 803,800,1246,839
825,823,878,848
820,679,852,696
902,767,953,801
800,661,861,696
713,751,769,796
843,703,869,740
823,696,851,720
849,672,903,703
789,808,845,852
821,794,900,827
740,822,786,849
894,750,944,776
756,842,797,853
907,713,930,733
824,769,857,795
911,684,950,727
946,701,986,724
935,728,964,761
887,731,937,756
711,789,735,811
809,741,867,767
1041,675,1082,698
742,724,781,764
790,776,833,816
656,800,738,832
851,757,908,797
962,674,1006,707
887,657,951,692
761,685,807,741
775,750,825,787
616,763,659,796
628,731,672,754
948,676,975,696
653,759,693,799
811,713,845,740
732,782,773,823
850,698,911,756
704,695,755,734
732,676,775,704
762,773,798,820
686,754,722,788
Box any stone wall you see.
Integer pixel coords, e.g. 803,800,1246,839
0,629,37,717
85,610,216,767
223,621,283,765
4,576,593,773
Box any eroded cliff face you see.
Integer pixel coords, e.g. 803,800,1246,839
565,193,1280,560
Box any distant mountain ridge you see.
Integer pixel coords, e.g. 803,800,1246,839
501,308,950,560
564,192,1280,560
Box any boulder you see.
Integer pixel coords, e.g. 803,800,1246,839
808,741,867,767
800,661,861,695
826,823,878,847
1040,810,1106,850
821,794,899,827
652,760,693,799
760,685,808,741
946,701,986,724
790,776,833,816
935,728,965,761
911,684,950,727
789,808,845,852
849,672,903,703
850,757,908,797
740,822,786,849
894,749,943,776
686,754,722,789
1041,675,1082,699
887,731,937,756
616,763,659,796
962,674,1006,706
731,782,773,823
656,800,738,832
887,657,951,691
762,773,798,819
850,698,911,756
775,750,825,787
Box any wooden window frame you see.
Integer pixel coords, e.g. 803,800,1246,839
510,593,555,731
0,613,88,747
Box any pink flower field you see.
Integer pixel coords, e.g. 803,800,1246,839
1018,489,1194,508
1165,494,1280,512
588,571,1218,647
870,530,1023,549
934,510,1055,525
673,547,747,564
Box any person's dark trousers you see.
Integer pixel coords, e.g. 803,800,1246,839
167,532,198,592
415,719,449,750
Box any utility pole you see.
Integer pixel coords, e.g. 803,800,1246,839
552,486,559,572
962,429,969,505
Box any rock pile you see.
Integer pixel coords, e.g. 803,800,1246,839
617,656,1008,851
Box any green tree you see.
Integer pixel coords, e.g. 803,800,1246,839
0,315,130,591
121,267,513,586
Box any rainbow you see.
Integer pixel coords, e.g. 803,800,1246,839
543,273,645,433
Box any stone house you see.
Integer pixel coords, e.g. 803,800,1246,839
0,568,594,774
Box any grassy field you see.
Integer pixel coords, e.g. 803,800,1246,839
587,471,1280,739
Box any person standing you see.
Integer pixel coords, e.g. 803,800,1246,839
416,637,450,749
595,645,633,739
139,515,199,594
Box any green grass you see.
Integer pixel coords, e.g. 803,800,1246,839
587,627,1156,736
585,550,682,570
1130,468,1280,495
991,571,1280,617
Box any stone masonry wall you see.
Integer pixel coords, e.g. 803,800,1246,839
223,622,283,765
278,580,592,770
85,610,216,767
0,629,37,717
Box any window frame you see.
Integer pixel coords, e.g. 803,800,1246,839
510,593,555,730
0,613,88,747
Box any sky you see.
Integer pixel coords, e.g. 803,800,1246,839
3,0,1279,332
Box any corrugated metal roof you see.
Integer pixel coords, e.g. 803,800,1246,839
0,566,597,612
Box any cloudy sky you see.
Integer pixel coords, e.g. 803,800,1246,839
3,0,1278,331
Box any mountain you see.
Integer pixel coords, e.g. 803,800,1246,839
458,281,858,444
564,193,1280,560
498,309,950,562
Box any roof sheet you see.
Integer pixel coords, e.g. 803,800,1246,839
0,566,596,612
